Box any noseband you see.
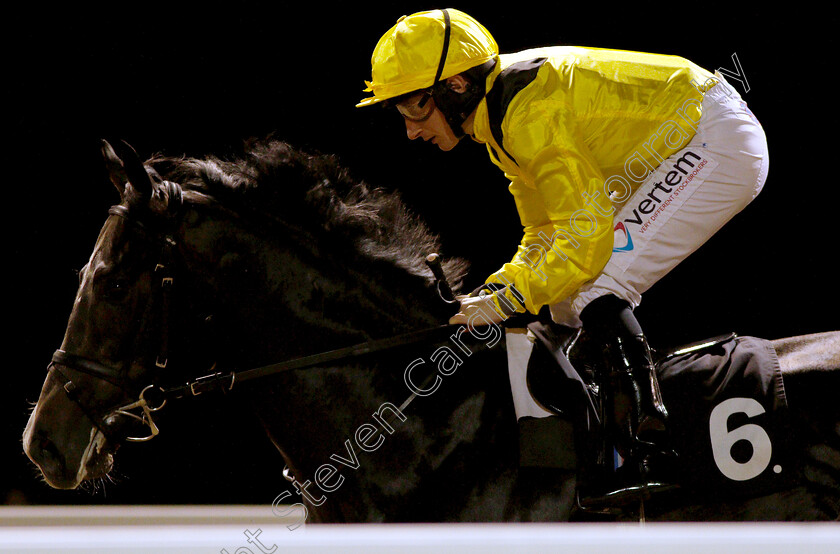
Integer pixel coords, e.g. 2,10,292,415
48,180,183,443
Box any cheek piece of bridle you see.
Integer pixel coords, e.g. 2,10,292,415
46,179,466,447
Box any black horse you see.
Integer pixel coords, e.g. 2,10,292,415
23,138,839,522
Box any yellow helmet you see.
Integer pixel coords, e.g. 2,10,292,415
356,8,498,108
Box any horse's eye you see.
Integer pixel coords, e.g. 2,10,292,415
103,278,131,301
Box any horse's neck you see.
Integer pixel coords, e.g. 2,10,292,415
182,205,444,365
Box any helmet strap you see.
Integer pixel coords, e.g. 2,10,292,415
431,9,452,85
418,9,451,111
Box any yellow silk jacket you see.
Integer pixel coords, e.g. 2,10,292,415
472,46,716,314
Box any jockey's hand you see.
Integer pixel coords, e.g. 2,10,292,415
448,293,507,327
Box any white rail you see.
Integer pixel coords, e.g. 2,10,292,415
1,506,838,553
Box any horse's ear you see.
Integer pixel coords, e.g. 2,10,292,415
100,139,128,197
114,140,153,201
100,139,153,202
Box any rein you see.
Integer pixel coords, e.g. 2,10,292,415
161,324,458,400
51,179,460,443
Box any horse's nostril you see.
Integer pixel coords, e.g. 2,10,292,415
26,430,80,489
31,432,63,468
40,438,55,459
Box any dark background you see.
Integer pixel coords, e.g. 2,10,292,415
5,2,835,507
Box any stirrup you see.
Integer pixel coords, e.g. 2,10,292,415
576,480,681,514
576,447,679,514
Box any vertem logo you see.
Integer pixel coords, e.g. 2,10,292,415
613,222,634,253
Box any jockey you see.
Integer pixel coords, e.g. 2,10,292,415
356,9,768,475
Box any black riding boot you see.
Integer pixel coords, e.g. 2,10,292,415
579,295,671,477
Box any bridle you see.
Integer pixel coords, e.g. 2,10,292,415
48,179,183,443
48,179,460,444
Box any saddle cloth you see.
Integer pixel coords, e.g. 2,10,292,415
657,333,793,497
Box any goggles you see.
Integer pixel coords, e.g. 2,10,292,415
395,91,436,122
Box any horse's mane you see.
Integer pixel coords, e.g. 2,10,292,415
149,138,469,289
